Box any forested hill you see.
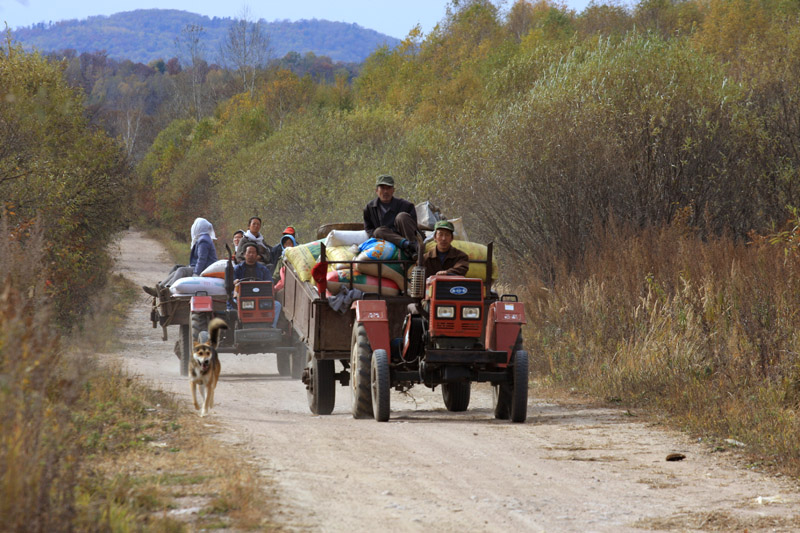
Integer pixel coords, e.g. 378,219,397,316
12,9,401,64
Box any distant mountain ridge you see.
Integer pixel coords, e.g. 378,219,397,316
12,9,401,64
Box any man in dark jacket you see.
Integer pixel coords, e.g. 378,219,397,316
234,243,272,282
363,174,419,256
421,220,469,279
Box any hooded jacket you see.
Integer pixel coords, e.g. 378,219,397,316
271,234,298,270
189,218,218,275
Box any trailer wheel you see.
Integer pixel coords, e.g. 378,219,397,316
442,382,471,412
277,353,291,376
510,350,529,423
178,324,191,377
307,355,335,415
371,349,390,422
350,322,374,419
191,312,210,342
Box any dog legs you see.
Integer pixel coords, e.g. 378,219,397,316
192,381,200,410
200,384,211,417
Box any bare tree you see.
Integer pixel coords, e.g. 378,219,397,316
219,7,271,95
175,24,208,120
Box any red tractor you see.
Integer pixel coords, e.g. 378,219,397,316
190,254,304,378
349,267,528,422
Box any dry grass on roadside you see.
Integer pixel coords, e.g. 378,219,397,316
1,267,282,532
523,219,800,478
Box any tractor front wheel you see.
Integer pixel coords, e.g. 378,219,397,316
442,382,471,412
371,349,391,422
350,322,373,419
191,312,210,342
291,343,305,380
178,324,191,377
510,350,529,423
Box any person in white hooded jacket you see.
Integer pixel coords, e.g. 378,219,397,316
142,217,218,296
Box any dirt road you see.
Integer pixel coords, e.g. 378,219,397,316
111,230,799,532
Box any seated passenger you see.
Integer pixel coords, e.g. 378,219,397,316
232,229,244,258
270,226,297,271
143,217,218,296
236,216,271,265
363,174,420,257
421,220,469,280
234,243,280,328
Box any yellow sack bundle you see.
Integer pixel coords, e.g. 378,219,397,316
424,240,499,281
285,241,356,282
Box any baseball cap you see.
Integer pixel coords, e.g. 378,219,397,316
282,226,296,235
434,220,455,233
375,174,395,187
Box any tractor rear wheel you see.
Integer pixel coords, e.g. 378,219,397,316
371,349,390,422
350,322,373,419
442,382,471,412
277,353,291,376
510,350,529,423
307,353,335,415
178,324,191,377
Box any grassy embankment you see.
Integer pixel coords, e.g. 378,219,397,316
524,218,800,478
0,233,281,532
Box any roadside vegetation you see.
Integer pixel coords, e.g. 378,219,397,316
125,0,800,477
4,0,800,502
1,42,278,531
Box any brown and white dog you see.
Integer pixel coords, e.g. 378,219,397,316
191,318,227,416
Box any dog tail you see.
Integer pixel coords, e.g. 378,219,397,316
208,318,228,348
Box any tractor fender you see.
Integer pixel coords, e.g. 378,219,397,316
485,301,526,364
191,295,214,313
353,300,391,353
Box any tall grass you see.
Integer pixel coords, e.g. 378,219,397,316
0,223,279,531
525,218,800,474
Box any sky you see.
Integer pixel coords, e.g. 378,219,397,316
0,0,594,40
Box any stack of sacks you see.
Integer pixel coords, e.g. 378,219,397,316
170,276,227,296
326,270,399,296
284,240,357,282
424,240,498,281
200,259,228,279
352,238,408,287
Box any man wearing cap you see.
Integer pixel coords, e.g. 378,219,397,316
422,220,470,279
363,174,420,256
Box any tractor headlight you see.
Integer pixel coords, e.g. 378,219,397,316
241,300,255,310
436,306,455,319
462,306,481,319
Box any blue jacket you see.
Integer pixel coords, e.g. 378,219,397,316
190,234,218,275
233,260,272,281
